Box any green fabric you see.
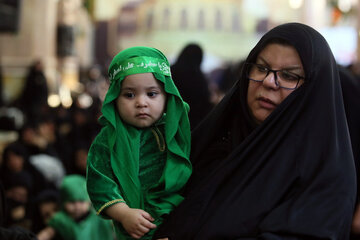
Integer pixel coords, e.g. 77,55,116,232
138,120,166,192
109,56,171,81
48,209,114,240
61,175,89,203
86,46,192,240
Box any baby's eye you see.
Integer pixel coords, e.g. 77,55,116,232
123,92,135,98
147,91,158,97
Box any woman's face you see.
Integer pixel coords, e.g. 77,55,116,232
247,43,305,124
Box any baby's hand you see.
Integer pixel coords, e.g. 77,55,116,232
120,208,157,239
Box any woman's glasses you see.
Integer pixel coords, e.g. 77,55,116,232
245,63,304,90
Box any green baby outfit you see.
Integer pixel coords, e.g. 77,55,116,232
86,47,192,239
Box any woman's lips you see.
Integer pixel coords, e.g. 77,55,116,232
258,97,277,109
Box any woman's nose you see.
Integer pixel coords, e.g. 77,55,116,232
262,71,279,89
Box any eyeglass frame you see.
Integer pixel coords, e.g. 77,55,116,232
245,62,305,90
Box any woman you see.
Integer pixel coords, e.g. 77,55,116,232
153,23,357,239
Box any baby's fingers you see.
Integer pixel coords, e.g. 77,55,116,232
141,210,155,222
140,211,157,229
130,232,142,239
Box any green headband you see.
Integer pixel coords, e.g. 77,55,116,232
109,56,171,82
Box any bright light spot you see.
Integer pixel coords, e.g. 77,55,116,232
78,93,93,109
243,0,268,18
338,0,352,12
62,98,73,108
48,94,61,108
289,0,303,9
59,85,73,108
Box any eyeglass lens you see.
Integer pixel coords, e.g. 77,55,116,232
248,63,300,89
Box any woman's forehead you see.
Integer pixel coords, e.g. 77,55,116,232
256,43,304,69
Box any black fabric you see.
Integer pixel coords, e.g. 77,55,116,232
153,23,356,239
338,66,360,240
0,227,38,240
338,66,360,199
171,43,213,129
0,181,7,227
0,181,38,240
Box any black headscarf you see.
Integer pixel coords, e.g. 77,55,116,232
338,66,360,239
153,23,356,239
338,66,360,194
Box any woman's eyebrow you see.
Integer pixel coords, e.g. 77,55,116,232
257,56,303,71
256,56,268,65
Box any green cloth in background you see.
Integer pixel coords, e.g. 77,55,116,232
49,210,114,240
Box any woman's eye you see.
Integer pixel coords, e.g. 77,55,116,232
279,71,299,81
256,65,268,73
147,92,158,97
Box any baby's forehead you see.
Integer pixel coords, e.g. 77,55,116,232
121,73,164,89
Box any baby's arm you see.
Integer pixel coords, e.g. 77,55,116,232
105,202,157,239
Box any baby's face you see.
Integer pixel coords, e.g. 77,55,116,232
64,201,90,220
116,73,166,128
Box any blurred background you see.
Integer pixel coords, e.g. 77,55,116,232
1,0,360,236
1,0,360,105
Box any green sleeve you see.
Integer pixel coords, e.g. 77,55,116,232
86,132,125,217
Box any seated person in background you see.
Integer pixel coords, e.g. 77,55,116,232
37,175,114,240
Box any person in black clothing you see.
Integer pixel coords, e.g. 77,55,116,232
18,60,49,119
153,23,356,240
0,65,4,107
171,43,213,129
0,180,38,240
30,189,60,235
